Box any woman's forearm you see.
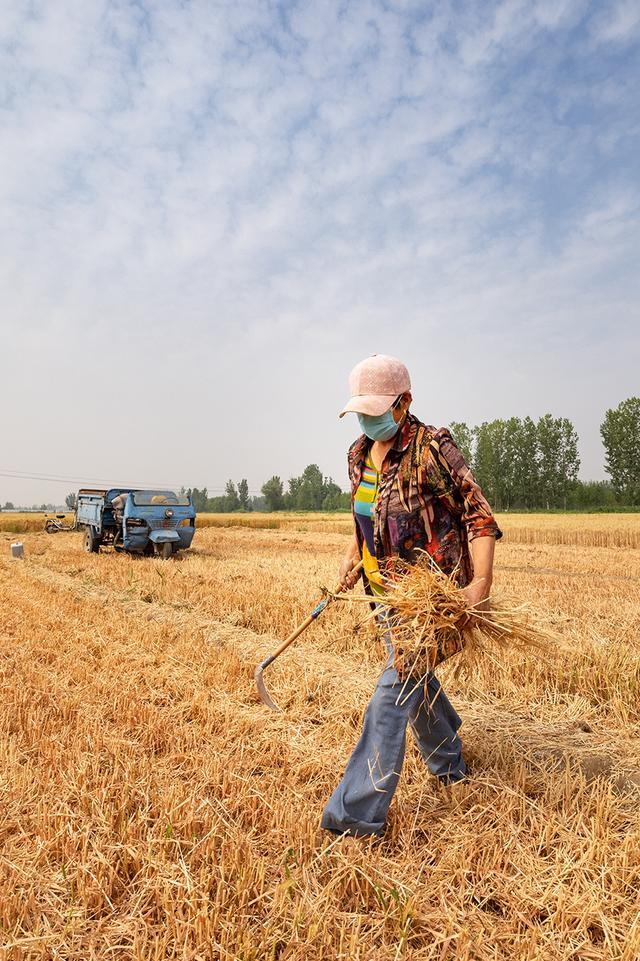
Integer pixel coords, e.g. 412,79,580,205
469,535,495,596
344,530,361,564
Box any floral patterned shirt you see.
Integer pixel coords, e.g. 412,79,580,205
347,414,502,589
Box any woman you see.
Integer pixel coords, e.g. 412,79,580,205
321,354,501,838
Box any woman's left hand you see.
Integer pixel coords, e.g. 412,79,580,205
462,577,491,612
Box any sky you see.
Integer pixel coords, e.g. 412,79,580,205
1,0,639,505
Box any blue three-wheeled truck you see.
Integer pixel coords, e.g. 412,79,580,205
76,488,196,558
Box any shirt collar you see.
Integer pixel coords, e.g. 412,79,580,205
394,412,418,453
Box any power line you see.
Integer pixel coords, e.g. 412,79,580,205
0,468,185,487
0,468,260,495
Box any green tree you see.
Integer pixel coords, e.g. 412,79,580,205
557,418,580,510
337,491,351,510
474,419,523,511
284,465,348,511
500,417,525,510
321,479,344,510
449,422,474,466
491,419,514,511
224,480,240,512
567,480,619,510
537,415,562,509
296,464,325,510
261,476,285,511
65,492,77,510
284,475,301,509
188,487,209,512
513,416,539,509
467,415,576,511
206,496,222,511
536,415,580,509
237,479,251,511
474,421,500,507
601,397,640,505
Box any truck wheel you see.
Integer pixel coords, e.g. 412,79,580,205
83,527,100,553
157,542,172,559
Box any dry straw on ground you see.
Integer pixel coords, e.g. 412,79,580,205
1,520,639,960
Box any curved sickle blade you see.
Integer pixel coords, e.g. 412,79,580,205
254,657,281,712
253,560,363,713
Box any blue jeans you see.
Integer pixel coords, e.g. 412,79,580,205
321,623,466,837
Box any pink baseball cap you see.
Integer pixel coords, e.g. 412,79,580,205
339,354,411,417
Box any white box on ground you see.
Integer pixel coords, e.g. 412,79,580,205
10,542,24,559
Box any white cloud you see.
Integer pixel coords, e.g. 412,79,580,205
0,0,638,503
592,0,640,43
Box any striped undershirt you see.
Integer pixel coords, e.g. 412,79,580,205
353,453,385,595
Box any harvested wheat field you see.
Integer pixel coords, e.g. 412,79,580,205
1,517,640,960
197,511,640,550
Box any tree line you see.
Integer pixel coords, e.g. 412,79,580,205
184,464,351,514
450,414,581,511
451,397,639,510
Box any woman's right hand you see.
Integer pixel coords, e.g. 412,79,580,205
339,550,362,592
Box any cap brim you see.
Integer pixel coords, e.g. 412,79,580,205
339,394,397,418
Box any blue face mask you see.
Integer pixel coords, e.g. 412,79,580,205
358,408,400,441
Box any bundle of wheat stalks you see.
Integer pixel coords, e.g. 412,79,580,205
372,557,558,685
